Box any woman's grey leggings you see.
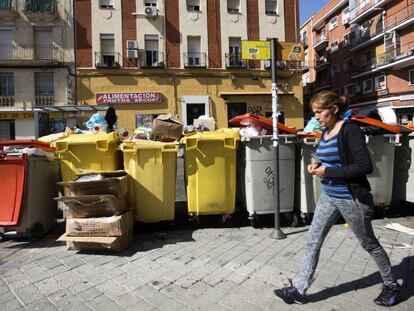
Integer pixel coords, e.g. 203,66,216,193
294,192,395,294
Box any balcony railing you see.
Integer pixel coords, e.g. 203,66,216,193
315,56,329,69
385,2,414,30
313,32,328,50
225,53,248,68
35,96,54,107
0,96,14,107
349,0,391,23
350,26,383,49
351,41,414,76
140,51,164,68
0,44,64,62
184,52,206,67
95,52,121,68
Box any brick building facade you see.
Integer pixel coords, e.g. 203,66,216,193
301,0,414,124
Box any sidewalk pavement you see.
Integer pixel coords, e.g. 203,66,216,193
0,216,413,311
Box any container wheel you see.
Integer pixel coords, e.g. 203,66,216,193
189,215,200,229
250,213,261,228
30,223,44,240
222,214,233,227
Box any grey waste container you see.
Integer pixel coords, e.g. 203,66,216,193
237,135,296,227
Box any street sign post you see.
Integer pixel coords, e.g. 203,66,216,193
240,39,286,239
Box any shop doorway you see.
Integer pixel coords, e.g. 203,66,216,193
0,120,15,140
227,102,246,127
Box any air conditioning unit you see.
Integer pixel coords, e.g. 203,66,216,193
144,6,157,16
127,49,138,59
384,32,393,40
127,40,138,50
354,84,362,94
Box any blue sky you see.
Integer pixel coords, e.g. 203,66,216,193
299,0,331,26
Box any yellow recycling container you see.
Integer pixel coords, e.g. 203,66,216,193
120,140,178,223
181,130,240,216
53,131,120,182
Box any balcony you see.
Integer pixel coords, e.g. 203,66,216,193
315,56,330,70
184,52,206,68
23,0,57,22
349,0,392,24
350,26,384,51
139,51,164,68
313,32,328,51
351,41,414,78
225,53,248,68
35,96,54,107
95,52,121,68
384,2,414,33
0,0,18,20
0,96,14,108
0,44,65,66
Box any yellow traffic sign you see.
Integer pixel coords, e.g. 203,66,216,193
241,40,271,60
280,42,304,61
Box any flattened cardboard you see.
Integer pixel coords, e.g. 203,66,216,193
58,194,127,218
59,230,133,252
65,211,133,237
151,114,183,139
58,171,128,198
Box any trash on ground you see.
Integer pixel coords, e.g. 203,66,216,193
385,223,414,235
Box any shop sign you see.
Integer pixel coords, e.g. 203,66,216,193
96,92,162,104
376,88,388,96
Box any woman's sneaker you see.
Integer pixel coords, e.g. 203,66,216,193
273,279,307,305
374,282,401,307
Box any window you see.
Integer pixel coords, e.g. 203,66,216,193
363,79,373,94
343,84,355,97
186,36,202,66
409,70,414,85
342,7,349,25
363,50,373,64
35,72,54,97
144,0,157,7
227,0,240,13
25,0,56,13
329,16,338,31
265,0,277,16
343,57,354,72
144,35,159,67
181,96,209,126
343,32,351,46
375,75,386,90
99,0,113,8
330,64,340,77
35,28,53,60
0,73,14,96
301,30,307,46
187,0,200,12
0,30,12,59
98,34,116,67
330,41,339,53
228,37,241,66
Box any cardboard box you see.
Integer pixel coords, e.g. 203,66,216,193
58,194,127,218
58,171,128,199
151,114,183,139
65,211,133,237
60,230,133,252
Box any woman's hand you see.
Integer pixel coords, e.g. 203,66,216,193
311,166,326,177
307,163,320,174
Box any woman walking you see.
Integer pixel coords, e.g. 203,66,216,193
274,91,401,307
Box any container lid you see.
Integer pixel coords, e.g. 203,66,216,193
0,140,55,152
350,116,400,134
53,131,119,144
228,114,296,134
181,129,240,142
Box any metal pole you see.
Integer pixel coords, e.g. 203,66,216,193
270,38,286,240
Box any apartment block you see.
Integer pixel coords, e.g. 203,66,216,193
301,0,414,124
0,0,75,139
75,0,303,130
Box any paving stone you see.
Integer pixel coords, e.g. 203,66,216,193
13,284,45,305
134,285,171,307
34,277,64,296
3,298,23,311
26,298,58,311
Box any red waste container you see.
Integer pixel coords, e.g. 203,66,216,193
0,140,58,239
